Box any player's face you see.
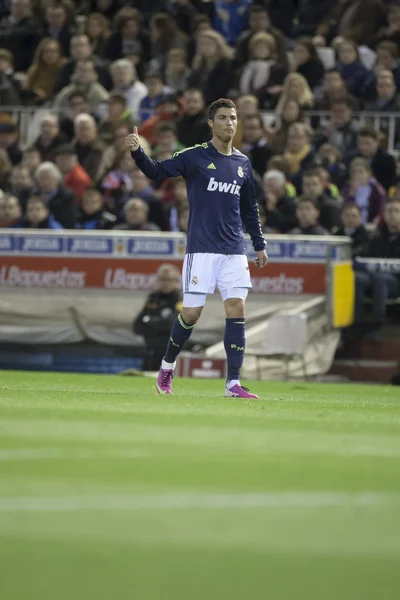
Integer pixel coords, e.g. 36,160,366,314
209,108,237,143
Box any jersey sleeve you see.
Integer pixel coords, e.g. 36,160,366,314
240,162,266,252
131,146,190,181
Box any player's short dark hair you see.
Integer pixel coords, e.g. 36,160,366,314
298,195,319,209
358,126,378,140
341,202,361,214
208,98,237,121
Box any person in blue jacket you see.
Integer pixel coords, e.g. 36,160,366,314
21,196,63,229
213,0,252,46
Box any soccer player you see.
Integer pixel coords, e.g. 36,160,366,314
125,98,268,398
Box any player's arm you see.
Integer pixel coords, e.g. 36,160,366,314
240,163,268,265
126,126,188,181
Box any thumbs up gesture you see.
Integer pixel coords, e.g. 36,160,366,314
125,126,140,152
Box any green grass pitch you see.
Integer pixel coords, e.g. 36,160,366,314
0,370,400,600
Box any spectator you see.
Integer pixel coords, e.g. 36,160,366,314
152,122,184,159
21,195,63,229
76,186,116,230
101,149,134,213
53,34,112,95
0,0,39,71
0,148,12,186
241,114,271,178
54,144,92,203
341,157,386,224
109,58,147,121
314,68,358,110
262,169,297,233
365,70,400,112
316,98,358,158
73,113,105,181
372,41,400,91
149,12,188,71
113,197,160,231
98,94,132,142
42,2,72,57
0,51,21,106
212,0,251,46
283,122,315,194
294,0,337,38
7,164,33,209
373,2,400,47
235,3,288,71
269,99,303,155
166,0,197,35
0,122,22,166
33,113,66,162
164,48,191,95
232,94,259,148
130,167,166,230
178,203,189,233
335,203,370,257
165,176,188,231
23,38,65,103
33,161,77,228
20,147,41,177
188,29,234,105
317,143,348,190
0,194,22,227
292,37,325,91
175,87,209,148
239,32,286,100
58,90,92,141
356,126,396,191
138,93,181,146
276,73,314,115
85,12,110,57
133,263,182,371
302,168,341,232
336,38,370,98
103,7,150,64
354,198,400,327
139,72,169,123
289,196,329,235
54,58,109,117
87,0,122,22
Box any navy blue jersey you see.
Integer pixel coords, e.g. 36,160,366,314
131,142,265,255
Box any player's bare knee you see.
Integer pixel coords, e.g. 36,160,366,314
181,306,202,324
224,298,245,319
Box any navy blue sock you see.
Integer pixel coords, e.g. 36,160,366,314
224,318,245,382
164,314,195,363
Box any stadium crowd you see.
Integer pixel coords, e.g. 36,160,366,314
0,0,400,328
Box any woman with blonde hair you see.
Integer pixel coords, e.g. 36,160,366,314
276,73,314,115
283,122,315,193
239,32,287,98
188,29,234,104
85,12,110,57
24,38,65,103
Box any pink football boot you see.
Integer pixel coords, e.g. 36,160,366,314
224,385,259,399
156,367,174,395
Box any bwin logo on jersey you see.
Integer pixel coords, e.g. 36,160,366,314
207,177,241,195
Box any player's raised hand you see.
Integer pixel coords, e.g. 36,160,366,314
255,249,268,268
125,126,140,152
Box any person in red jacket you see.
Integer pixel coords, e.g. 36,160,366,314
54,144,92,204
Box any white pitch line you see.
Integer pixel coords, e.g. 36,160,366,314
0,492,399,513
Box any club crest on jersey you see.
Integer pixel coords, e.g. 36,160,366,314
238,166,244,178
191,276,198,285
207,177,241,195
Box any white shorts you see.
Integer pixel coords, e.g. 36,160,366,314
182,253,251,307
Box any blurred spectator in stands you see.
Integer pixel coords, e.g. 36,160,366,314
315,98,358,158
149,12,188,72
21,146,41,177
373,1,400,47
42,2,72,57
342,157,386,224
0,67,21,106
294,0,337,37
139,93,181,146
58,91,92,141
139,72,169,124
235,3,288,71
109,58,147,122
314,68,358,110
335,203,370,257
166,0,197,35
24,38,65,104
54,58,109,117
21,195,63,229
275,74,314,116
0,194,22,227
289,196,329,235
85,0,122,22
0,122,22,166
269,99,304,155
73,113,105,181
101,149,134,212
164,48,191,94
34,161,77,228
178,203,189,233
241,114,271,179
0,148,12,186
98,94,132,143
302,168,341,232
33,113,66,163
85,12,110,57
133,263,182,371
54,144,92,203
152,122,183,159
262,169,297,233
113,197,160,231
356,126,396,191
129,167,166,230
283,122,315,194
0,0,39,71
372,41,400,91
212,0,251,46
175,87,209,148
186,13,211,64
53,34,112,95
293,37,325,91
103,7,150,64
239,32,287,104
365,70,400,111
336,38,370,98
8,164,33,209
188,29,234,105
97,121,131,181
232,94,259,148
317,143,348,190
76,186,116,229
166,176,188,231
354,197,400,328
